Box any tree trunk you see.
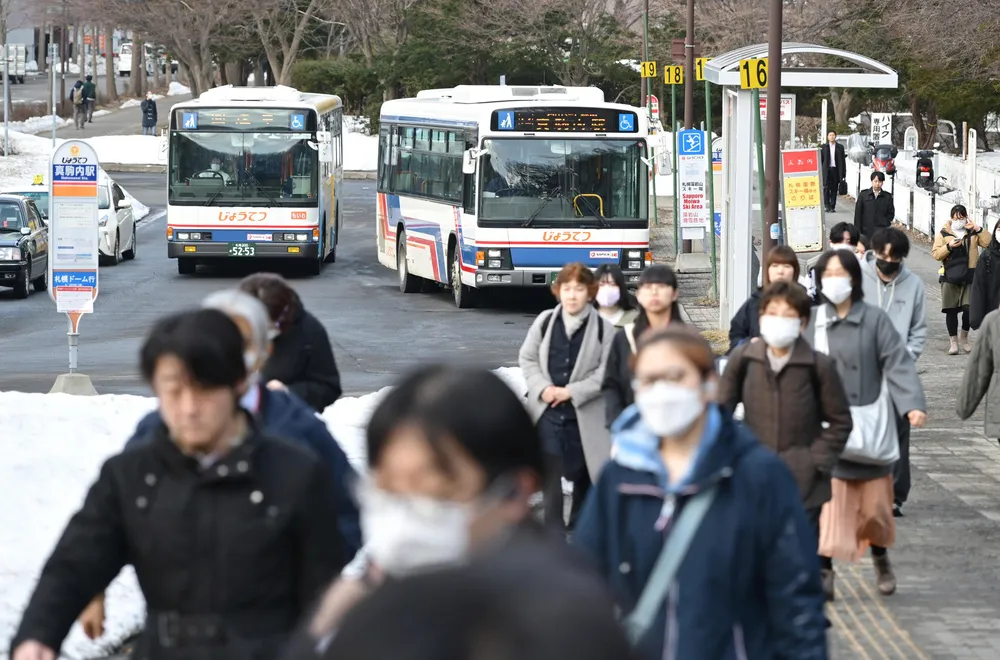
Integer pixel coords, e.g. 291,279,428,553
90,27,98,83
829,89,854,127
224,62,242,87
104,25,118,102
128,38,140,96
253,58,264,86
165,55,173,87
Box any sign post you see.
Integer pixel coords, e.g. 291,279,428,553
50,43,58,149
665,67,683,253
47,140,100,395
779,148,825,252
677,128,709,242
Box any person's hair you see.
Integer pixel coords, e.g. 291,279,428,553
634,265,682,335
871,227,910,259
829,222,859,246
857,234,869,250
632,325,715,379
814,249,864,303
951,204,968,219
85,74,92,81
367,365,544,484
201,289,272,356
765,245,800,281
593,264,636,310
140,309,247,387
238,272,302,332
325,548,633,660
759,280,812,320
871,171,885,182
550,262,598,299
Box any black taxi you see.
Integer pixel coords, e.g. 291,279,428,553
0,194,49,298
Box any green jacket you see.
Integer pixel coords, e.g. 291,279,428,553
82,81,97,100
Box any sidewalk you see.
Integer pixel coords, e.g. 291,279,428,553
55,93,193,138
653,194,1000,658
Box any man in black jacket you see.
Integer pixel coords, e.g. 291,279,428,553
820,131,847,213
854,171,895,238
11,309,346,660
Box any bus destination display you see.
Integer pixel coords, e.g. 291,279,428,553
175,108,314,131
492,108,638,133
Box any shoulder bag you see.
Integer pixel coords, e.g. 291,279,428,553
813,306,899,465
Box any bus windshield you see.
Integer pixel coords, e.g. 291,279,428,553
478,138,647,222
168,131,318,205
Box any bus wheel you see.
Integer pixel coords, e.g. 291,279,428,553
177,258,196,275
450,248,477,309
397,231,421,294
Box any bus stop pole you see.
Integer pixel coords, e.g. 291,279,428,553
643,4,658,229
706,80,717,300
671,86,679,256
752,89,767,253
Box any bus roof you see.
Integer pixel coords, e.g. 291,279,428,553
381,85,646,132
171,85,342,114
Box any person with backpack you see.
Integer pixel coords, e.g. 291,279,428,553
82,75,97,123
573,326,828,659
718,280,853,601
69,80,86,129
519,262,615,532
932,204,990,354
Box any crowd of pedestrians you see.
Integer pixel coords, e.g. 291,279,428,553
13,199,982,660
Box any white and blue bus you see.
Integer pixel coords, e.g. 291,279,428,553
167,85,343,275
376,85,652,308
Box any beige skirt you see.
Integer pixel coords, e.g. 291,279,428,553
818,475,895,562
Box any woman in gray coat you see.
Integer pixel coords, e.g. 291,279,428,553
519,263,614,531
805,249,927,601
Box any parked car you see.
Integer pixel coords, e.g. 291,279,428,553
98,172,136,264
0,194,48,298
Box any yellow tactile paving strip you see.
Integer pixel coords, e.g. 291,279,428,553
829,563,930,660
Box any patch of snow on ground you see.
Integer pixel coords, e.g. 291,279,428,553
344,114,376,171
168,81,190,96
85,135,161,166
7,115,71,134
0,367,531,657
120,94,162,110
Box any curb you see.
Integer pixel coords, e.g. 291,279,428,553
100,164,377,180
677,301,693,325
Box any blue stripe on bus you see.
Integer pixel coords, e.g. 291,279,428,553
509,247,623,268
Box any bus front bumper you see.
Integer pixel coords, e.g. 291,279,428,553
168,242,319,259
473,268,645,287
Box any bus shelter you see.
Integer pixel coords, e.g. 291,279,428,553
702,44,897,327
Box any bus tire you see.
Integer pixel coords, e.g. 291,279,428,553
397,231,421,294
177,258,196,275
450,246,477,309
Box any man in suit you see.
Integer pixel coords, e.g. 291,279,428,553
820,131,847,213
854,171,895,238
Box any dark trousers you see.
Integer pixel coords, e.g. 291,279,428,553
946,306,971,335
824,168,840,210
543,452,592,531
893,412,911,504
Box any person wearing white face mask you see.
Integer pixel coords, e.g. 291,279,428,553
573,326,827,659
804,249,927,599
932,204,990,354
719,280,853,601
593,264,639,328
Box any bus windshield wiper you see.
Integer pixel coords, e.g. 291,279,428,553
522,195,555,228
576,194,611,228
203,185,226,206
243,169,279,206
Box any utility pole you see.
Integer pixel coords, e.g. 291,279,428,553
761,0,782,282
640,0,649,108
681,0,696,254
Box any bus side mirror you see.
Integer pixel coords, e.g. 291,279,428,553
316,131,333,163
463,148,480,175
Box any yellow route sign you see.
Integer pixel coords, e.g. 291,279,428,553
664,65,683,85
640,61,657,78
32,174,44,185
739,58,768,89
696,58,710,81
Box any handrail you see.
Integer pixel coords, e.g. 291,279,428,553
573,193,605,218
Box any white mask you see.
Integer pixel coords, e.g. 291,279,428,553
635,381,706,438
830,243,854,252
952,220,967,237
359,487,470,577
211,163,220,171
759,315,801,349
595,285,621,308
821,276,853,304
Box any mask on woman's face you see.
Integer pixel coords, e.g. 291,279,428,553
952,219,967,236
211,163,220,172
634,381,706,438
758,315,801,349
595,285,621,308
360,487,471,577
821,276,853,304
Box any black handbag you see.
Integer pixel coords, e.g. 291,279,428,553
838,180,848,196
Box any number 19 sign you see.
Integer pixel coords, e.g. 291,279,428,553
48,140,100,321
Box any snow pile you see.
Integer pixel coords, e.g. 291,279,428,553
86,135,161,166
119,94,162,110
168,81,190,96
344,114,377,172
26,60,37,72
0,367,528,658
67,61,108,77
8,115,71,134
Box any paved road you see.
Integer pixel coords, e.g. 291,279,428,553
11,73,127,104
0,174,548,396
55,93,192,138
670,198,1000,659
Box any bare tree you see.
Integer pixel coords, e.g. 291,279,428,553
333,0,423,98
251,0,327,86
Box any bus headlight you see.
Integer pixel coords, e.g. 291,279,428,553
488,249,501,258
488,259,502,268
629,260,642,269
176,232,190,240
295,233,308,242
628,250,641,259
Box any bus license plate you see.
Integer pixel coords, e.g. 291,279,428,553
228,243,255,257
